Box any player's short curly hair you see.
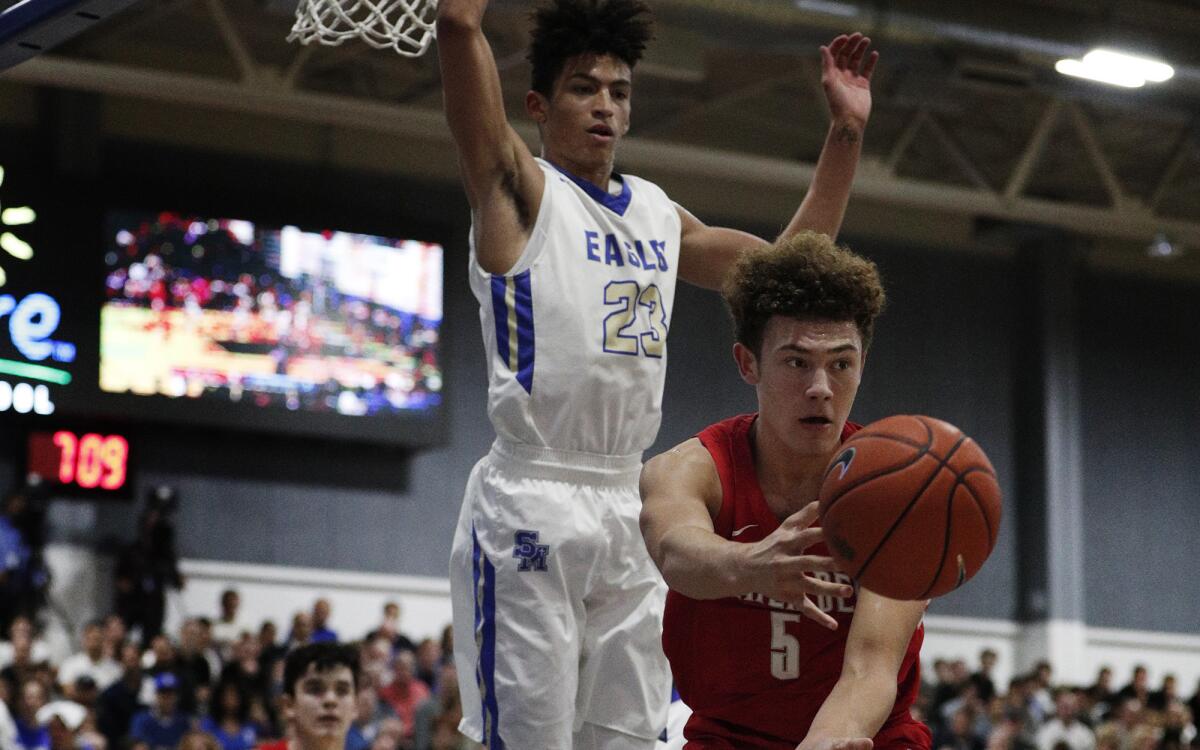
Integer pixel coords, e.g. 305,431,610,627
723,231,886,357
528,0,653,97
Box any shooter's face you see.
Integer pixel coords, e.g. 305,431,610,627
532,53,632,168
736,317,864,460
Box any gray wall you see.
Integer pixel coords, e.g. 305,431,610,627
2,133,1195,631
1080,272,1200,633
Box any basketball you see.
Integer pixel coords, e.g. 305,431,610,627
818,415,1002,600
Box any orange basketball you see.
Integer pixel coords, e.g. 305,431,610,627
818,415,1002,600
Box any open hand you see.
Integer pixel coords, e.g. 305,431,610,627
819,32,877,129
741,501,855,629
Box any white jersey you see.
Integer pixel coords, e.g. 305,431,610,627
470,158,682,457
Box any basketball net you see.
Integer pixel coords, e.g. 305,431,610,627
287,0,438,58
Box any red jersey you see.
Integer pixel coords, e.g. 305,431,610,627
662,413,931,750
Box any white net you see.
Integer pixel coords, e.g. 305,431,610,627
288,0,438,57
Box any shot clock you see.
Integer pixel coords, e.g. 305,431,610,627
27,429,131,495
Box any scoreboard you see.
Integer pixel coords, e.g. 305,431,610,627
0,153,449,492
27,430,131,494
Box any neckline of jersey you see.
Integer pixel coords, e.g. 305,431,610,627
546,159,633,216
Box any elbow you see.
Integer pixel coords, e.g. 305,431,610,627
436,9,481,36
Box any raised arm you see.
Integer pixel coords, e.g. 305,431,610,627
795,589,926,750
639,439,852,628
437,0,545,275
676,33,877,291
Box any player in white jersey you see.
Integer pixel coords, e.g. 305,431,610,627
436,1,879,747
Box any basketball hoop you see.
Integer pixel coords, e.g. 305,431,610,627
287,0,438,58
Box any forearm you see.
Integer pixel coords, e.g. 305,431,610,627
803,670,896,746
657,525,750,599
778,119,864,242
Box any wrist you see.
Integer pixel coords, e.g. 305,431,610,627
828,118,865,146
725,540,758,595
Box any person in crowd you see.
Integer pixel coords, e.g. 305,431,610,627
935,706,986,750
220,635,269,710
128,673,191,750
0,636,41,702
344,679,396,750
1116,667,1150,707
1030,662,1055,724
100,617,126,662
256,642,358,750
363,604,414,656
1157,701,1196,750
1035,690,1095,750
309,602,337,645
96,643,147,750
972,650,1000,704
1087,668,1115,721
36,702,93,750
179,730,222,750
11,680,49,750
211,591,246,656
178,619,216,713
376,652,427,748
1096,698,1142,750
0,618,52,674
285,614,312,652
199,681,259,750
986,708,1037,750
58,621,122,699
411,663,463,750
1147,674,1178,712
412,640,441,694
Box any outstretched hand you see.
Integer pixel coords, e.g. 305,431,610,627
741,501,854,630
819,32,877,129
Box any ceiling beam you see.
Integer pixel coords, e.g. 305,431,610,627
6,55,1200,247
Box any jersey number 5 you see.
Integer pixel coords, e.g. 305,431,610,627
602,281,668,358
770,612,801,680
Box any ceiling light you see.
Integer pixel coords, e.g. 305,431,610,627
1146,233,1182,259
1083,49,1174,83
1056,48,1174,88
794,0,860,17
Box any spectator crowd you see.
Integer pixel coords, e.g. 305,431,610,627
921,650,1200,750
3,580,1197,750
0,593,474,750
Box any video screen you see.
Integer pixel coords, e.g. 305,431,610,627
100,212,443,418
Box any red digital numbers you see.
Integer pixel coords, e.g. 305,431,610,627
30,431,129,491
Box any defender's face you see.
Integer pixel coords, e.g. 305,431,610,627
285,664,356,743
737,317,864,459
532,53,632,167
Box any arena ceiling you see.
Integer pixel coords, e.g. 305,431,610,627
4,0,1200,278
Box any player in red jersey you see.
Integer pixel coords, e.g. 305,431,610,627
640,231,931,750
257,643,359,750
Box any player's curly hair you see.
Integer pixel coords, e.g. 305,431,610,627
528,0,654,97
723,231,886,356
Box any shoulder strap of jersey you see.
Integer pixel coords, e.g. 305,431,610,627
696,413,756,533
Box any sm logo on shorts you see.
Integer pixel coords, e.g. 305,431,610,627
513,530,550,572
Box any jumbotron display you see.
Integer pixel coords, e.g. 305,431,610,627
100,212,444,421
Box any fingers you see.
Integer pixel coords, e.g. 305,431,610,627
784,500,821,529
846,35,871,73
860,50,879,80
825,32,876,78
800,596,839,631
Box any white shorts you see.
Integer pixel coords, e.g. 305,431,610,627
450,439,671,748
